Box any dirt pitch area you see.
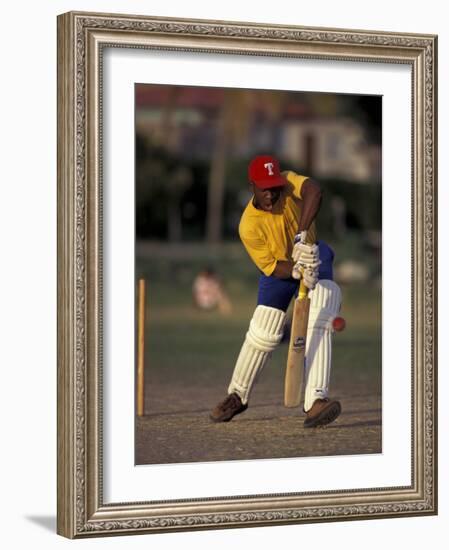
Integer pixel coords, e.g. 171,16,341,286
136,357,381,465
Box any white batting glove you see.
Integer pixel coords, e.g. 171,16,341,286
292,241,321,269
292,262,302,281
292,262,319,290
302,266,319,290
294,231,308,245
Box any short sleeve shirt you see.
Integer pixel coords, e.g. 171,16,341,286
238,171,317,276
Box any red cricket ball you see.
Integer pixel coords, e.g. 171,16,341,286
332,316,346,332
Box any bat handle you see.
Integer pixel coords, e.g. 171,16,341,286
298,278,308,300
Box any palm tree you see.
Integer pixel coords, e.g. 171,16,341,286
206,89,287,243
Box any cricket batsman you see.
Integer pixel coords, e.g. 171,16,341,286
210,155,343,428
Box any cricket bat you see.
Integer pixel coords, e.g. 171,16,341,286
284,279,310,407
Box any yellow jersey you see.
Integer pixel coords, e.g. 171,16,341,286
238,171,317,276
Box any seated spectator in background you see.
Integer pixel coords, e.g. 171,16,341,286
192,267,232,315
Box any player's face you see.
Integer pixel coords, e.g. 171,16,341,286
252,184,282,212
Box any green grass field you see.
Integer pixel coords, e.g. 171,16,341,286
135,240,382,464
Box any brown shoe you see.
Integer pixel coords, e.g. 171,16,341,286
304,398,341,428
210,393,248,423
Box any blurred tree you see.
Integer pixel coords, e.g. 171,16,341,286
206,90,251,243
341,95,382,144
168,166,193,241
158,87,193,241
330,195,347,240
308,93,339,117
136,135,194,241
206,89,288,243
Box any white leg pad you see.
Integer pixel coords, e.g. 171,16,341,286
228,305,285,404
304,280,342,412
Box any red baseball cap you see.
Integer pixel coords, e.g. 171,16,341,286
248,155,287,189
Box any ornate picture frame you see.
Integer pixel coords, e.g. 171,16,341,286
57,11,437,538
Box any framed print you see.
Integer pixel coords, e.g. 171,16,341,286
57,11,437,538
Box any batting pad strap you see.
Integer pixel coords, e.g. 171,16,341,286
247,305,286,353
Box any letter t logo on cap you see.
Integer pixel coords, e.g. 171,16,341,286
264,162,274,175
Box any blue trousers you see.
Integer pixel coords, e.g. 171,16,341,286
257,240,334,312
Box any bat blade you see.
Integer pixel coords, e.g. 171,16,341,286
284,295,310,407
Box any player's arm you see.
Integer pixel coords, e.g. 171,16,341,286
272,260,295,279
273,178,322,279
297,178,322,232
290,177,322,286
